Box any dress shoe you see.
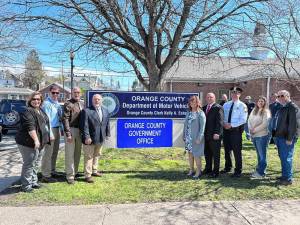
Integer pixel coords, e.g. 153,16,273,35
32,183,42,189
220,169,231,174
67,179,75,185
41,176,57,183
85,177,94,183
51,171,63,178
202,169,212,175
208,173,219,178
231,173,241,178
92,172,102,177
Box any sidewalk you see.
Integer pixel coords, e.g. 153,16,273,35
0,148,22,193
0,200,300,225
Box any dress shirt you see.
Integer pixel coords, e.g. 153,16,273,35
223,100,248,128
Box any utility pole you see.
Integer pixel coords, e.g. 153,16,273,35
70,50,75,91
61,60,65,101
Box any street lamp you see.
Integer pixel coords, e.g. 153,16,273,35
70,50,75,91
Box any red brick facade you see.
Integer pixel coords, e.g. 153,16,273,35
39,84,71,103
165,78,300,105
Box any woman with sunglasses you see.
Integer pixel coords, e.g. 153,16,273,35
248,96,271,179
15,92,50,192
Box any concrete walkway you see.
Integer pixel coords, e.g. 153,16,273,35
1,200,300,225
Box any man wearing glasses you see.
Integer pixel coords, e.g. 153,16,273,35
62,87,84,184
41,84,63,182
221,87,248,178
272,90,299,185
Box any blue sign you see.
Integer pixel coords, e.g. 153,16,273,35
86,91,198,118
117,119,173,148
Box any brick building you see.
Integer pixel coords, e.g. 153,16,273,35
39,83,71,103
164,56,300,105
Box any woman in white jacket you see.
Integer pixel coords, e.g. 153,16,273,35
248,96,271,178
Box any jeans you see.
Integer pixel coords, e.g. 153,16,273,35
252,134,270,176
275,137,298,181
18,144,44,190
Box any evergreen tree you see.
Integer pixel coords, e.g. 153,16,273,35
23,49,45,90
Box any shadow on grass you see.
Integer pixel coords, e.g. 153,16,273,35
122,170,279,189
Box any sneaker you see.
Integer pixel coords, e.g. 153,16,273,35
231,173,241,178
67,179,75,185
21,187,33,193
41,176,57,183
85,177,94,183
279,180,293,186
32,183,42,189
251,171,264,179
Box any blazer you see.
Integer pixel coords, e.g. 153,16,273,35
80,105,111,145
15,107,50,150
183,110,206,157
203,103,224,140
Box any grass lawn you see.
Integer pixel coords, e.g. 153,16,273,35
2,137,300,205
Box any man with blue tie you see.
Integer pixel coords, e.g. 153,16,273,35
80,94,111,183
221,87,248,177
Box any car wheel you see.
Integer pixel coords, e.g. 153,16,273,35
4,110,20,125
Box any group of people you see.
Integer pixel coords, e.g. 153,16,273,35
15,84,299,192
183,88,299,186
16,85,110,192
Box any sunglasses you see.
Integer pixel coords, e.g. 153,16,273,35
51,92,60,95
32,98,41,101
278,95,286,98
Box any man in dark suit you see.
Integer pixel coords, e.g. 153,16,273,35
80,94,111,183
203,93,224,178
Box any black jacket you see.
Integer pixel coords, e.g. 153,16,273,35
80,106,111,145
15,107,50,150
203,103,224,140
274,101,298,141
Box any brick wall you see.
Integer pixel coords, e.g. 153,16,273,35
165,78,300,106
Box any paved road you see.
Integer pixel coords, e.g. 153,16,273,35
0,132,65,193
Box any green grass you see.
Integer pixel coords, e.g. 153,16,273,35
2,137,300,205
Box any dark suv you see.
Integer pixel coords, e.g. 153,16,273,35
0,99,27,134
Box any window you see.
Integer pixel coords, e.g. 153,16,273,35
218,89,230,102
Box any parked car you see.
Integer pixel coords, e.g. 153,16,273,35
0,125,2,142
0,99,27,134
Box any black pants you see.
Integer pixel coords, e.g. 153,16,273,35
223,128,243,174
204,139,221,174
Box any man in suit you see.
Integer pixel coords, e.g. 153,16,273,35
80,94,111,183
222,87,248,178
203,93,224,178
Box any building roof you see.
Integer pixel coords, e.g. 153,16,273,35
39,82,71,93
164,56,300,83
0,87,34,95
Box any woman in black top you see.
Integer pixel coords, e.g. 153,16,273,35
15,92,50,192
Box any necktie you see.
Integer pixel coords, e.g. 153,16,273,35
97,107,102,122
228,102,234,123
206,105,211,115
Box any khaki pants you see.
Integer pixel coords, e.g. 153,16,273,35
83,144,102,178
64,127,82,180
41,127,60,177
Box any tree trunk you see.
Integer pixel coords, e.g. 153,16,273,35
148,69,161,92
